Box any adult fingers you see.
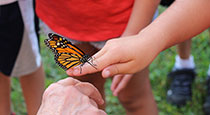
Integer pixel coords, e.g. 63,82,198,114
75,82,104,105
56,78,104,105
56,77,80,86
42,83,62,101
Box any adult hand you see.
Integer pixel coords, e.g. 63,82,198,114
37,77,106,115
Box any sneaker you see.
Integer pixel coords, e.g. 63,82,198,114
166,69,196,106
204,76,210,115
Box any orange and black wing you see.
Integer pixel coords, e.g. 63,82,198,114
54,53,82,71
44,33,85,58
44,33,97,71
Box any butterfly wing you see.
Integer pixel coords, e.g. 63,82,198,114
55,53,82,71
44,33,85,58
45,33,97,71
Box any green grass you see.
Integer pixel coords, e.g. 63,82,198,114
11,6,210,115
150,30,210,115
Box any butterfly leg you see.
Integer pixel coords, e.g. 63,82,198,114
80,66,82,74
87,61,97,70
79,63,86,74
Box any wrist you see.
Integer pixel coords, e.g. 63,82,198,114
137,29,166,55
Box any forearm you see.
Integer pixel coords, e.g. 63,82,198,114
139,0,210,52
122,0,160,36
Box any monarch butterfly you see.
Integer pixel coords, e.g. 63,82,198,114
44,33,97,73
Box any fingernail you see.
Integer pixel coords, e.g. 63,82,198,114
100,99,104,105
66,69,73,75
103,70,110,78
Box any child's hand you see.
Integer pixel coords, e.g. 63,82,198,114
111,74,132,96
37,77,106,115
66,34,162,78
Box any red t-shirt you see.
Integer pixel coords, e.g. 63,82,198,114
36,0,134,41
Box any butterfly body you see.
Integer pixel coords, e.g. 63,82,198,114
45,33,97,72
80,54,91,63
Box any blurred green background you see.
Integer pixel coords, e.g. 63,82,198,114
11,6,210,115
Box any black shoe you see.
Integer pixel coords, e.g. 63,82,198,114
204,76,210,115
166,69,196,106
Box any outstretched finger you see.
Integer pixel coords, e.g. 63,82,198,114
66,50,119,76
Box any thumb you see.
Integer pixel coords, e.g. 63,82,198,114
102,62,134,78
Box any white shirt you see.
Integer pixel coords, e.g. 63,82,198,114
0,0,17,5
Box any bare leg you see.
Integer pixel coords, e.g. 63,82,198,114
20,65,45,115
0,72,11,115
167,40,195,106
177,40,191,59
118,67,158,115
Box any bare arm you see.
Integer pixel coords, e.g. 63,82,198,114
110,0,160,96
67,0,210,77
141,0,210,50
122,0,160,36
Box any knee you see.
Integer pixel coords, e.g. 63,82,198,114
118,93,144,112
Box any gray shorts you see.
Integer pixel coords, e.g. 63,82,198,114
40,21,107,49
0,0,41,77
